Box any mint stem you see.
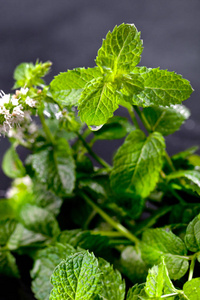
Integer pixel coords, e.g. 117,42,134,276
38,110,55,144
161,293,178,299
188,253,197,281
91,231,124,237
127,106,140,129
76,132,112,170
79,191,139,244
133,106,151,132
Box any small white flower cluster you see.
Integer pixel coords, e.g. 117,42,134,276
0,88,37,136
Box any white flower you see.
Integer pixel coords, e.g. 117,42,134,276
20,87,29,95
0,90,10,106
12,105,24,123
11,95,19,106
25,96,36,108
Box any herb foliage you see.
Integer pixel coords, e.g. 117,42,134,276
0,23,200,300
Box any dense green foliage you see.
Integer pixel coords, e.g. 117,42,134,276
0,23,200,299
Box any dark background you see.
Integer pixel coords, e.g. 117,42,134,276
0,0,200,188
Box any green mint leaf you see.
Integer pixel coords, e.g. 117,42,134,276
26,138,76,196
172,146,199,160
0,200,15,221
7,223,46,251
50,67,102,107
140,228,189,280
143,105,190,136
0,251,19,278
13,61,51,88
167,170,200,195
183,278,200,300
132,67,193,106
126,283,148,300
169,203,200,225
0,219,16,246
2,145,26,179
78,77,119,126
185,214,200,253
32,182,63,216
49,251,102,300
92,116,134,141
120,246,148,284
57,229,109,256
110,130,165,198
145,258,177,298
109,192,145,220
120,73,144,96
188,155,200,168
97,258,125,300
17,204,60,237
31,243,76,300
96,23,143,74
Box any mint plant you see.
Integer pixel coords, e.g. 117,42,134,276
0,23,200,300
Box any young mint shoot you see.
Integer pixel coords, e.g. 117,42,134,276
0,23,199,300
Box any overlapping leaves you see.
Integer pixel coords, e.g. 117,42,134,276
50,23,192,127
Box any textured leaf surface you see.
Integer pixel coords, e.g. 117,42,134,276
17,204,60,237
57,229,109,255
0,219,16,246
120,246,148,283
126,284,147,300
50,67,102,106
145,259,177,298
98,258,125,300
31,243,76,300
110,130,165,198
120,73,144,96
7,223,46,251
183,278,200,300
0,251,19,277
27,138,75,196
32,183,63,216
96,23,143,74
78,78,119,126
2,145,26,179
143,105,190,136
140,228,189,280
50,252,101,300
132,67,193,107
13,61,51,88
185,214,200,253
168,170,200,195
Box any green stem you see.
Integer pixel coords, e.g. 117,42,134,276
165,152,176,172
91,231,124,237
161,293,178,299
133,106,151,132
83,210,97,230
38,111,55,144
128,106,140,129
188,254,197,281
108,239,133,246
76,132,112,170
79,191,139,244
